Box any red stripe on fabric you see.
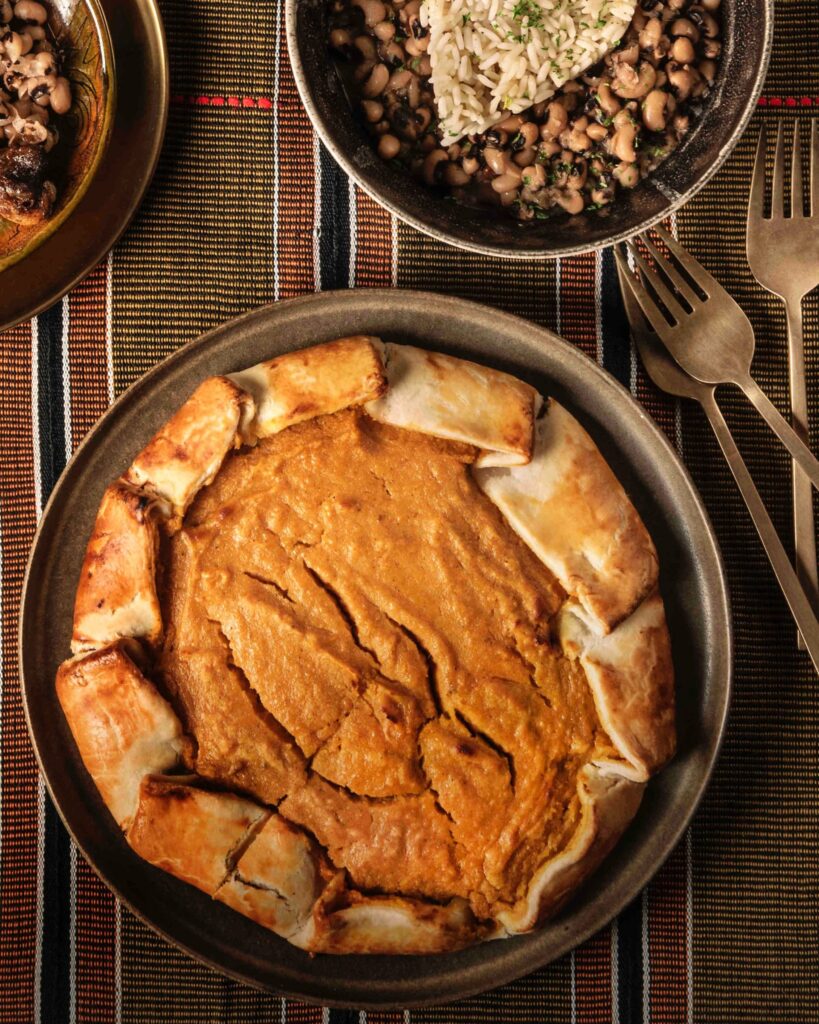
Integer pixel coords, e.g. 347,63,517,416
168,94,819,109
354,187,393,286
575,927,613,1023
283,1005,324,1022
67,269,117,1023
0,322,38,1023
559,254,598,359
647,841,689,1023
75,858,117,1024
757,96,819,107
275,4,316,297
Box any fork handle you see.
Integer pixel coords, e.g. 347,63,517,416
738,375,819,490
785,300,819,650
702,391,819,673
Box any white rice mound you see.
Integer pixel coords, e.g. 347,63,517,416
422,0,637,142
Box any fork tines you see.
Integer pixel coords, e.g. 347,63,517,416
615,225,717,335
749,119,818,220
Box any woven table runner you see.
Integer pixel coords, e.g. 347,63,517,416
1,0,817,1019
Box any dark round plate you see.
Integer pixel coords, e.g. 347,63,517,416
21,290,731,1008
0,0,168,333
287,0,772,258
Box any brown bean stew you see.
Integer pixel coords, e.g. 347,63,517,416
0,0,73,225
329,0,722,220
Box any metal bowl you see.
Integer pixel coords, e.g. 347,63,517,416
0,0,117,272
21,290,731,1007
286,0,772,258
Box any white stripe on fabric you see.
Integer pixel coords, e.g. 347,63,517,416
61,298,72,463
686,826,694,1024
31,316,45,1024
611,920,620,1024
313,131,322,292
404,1011,411,1024
359,1011,367,1024
321,1007,330,1024
272,0,282,302
105,252,114,405
348,177,357,289
642,886,651,1024
280,997,287,1024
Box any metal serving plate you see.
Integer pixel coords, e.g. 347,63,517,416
0,0,168,332
21,290,731,1007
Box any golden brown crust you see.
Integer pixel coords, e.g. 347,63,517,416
126,776,269,895
559,592,676,781
60,339,676,954
301,877,489,954
474,400,659,633
125,376,255,518
71,482,166,654
497,764,644,933
228,336,387,441
216,814,339,939
365,342,540,466
56,642,187,829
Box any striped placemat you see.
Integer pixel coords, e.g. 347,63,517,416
0,0,816,1020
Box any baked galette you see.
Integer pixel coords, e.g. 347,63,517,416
57,336,675,955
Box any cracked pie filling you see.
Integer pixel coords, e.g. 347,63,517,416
58,336,675,954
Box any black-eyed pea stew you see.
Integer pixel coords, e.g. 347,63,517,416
0,0,73,225
329,0,722,220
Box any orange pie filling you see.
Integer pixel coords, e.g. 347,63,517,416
158,409,617,922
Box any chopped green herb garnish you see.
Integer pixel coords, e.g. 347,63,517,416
512,0,543,22
461,11,471,22
410,57,422,70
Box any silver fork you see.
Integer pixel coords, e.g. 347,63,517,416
616,259,819,673
747,120,819,648
615,225,819,489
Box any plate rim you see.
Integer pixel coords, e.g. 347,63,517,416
0,0,168,333
20,289,732,1007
